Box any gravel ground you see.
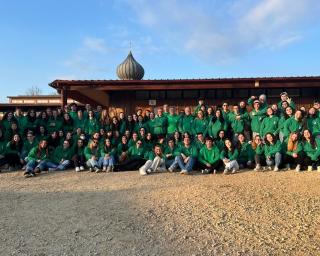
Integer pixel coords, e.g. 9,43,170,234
0,169,319,256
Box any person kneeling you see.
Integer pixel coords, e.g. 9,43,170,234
198,137,223,174
221,138,239,174
139,144,166,175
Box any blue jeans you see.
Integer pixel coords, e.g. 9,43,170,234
26,160,58,172
165,159,175,168
99,156,115,167
172,155,196,172
266,152,282,168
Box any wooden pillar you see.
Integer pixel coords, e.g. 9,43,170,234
61,87,68,108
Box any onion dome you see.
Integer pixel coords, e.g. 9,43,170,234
116,51,144,80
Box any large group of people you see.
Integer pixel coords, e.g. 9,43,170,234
0,91,320,178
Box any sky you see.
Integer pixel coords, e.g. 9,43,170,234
0,0,320,102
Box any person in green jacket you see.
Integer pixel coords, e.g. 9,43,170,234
4,134,24,171
168,135,198,174
84,139,101,172
74,110,86,132
35,111,49,132
153,108,167,137
72,138,86,172
193,133,205,150
283,110,304,140
192,110,209,136
252,134,265,171
306,107,320,137
163,138,180,168
215,130,226,151
178,107,194,134
99,138,116,172
198,137,223,174
283,132,304,172
84,110,100,135
47,109,63,134
302,129,320,171
260,107,279,138
134,115,148,134
139,144,166,175
249,100,266,139
62,113,75,134
0,129,7,169
278,106,294,142
237,133,255,169
264,133,282,172
24,139,51,177
229,105,245,140
208,109,227,139
21,131,38,162
166,107,180,136
220,138,239,174
114,139,146,171
277,92,296,112
50,139,74,171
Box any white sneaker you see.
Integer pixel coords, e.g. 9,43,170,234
89,167,93,172
223,169,229,175
94,167,101,173
139,168,147,176
213,169,217,174
267,166,272,171
317,166,320,172
75,167,80,172
168,167,174,172
254,164,261,171
80,166,85,171
180,169,189,175
273,166,279,172
295,164,301,172
102,166,107,172
231,168,237,174
106,166,111,172
201,169,210,174
286,164,291,171
146,168,152,174
307,166,313,172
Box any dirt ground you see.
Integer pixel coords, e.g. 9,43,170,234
0,169,319,256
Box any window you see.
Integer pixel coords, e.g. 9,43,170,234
135,91,149,100
167,90,182,99
183,90,199,99
150,90,166,100
216,89,232,99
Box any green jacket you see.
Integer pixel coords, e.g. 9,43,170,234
179,114,194,134
192,118,208,136
84,146,100,160
85,118,100,135
52,146,74,163
283,118,303,139
238,142,255,162
128,145,145,158
250,109,266,133
134,122,148,134
253,144,264,155
303,139,320,161
27,147,50,162
220,148,239,161
215,139,225,151
167,114,180,134
193,139,205,151
208,119,227,138
307,117,320,137
152,116,167,135
229,113,244,134
100,145,116,157
163,145,180,160
0,140,6,155
198,145,220,165
283,140,303,156
264,141,282,158
178,144,198,158
47,117,63,133
22,139,38,155
260,116,279,138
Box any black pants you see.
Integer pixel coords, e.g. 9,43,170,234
4,153,21,167
283,154,304,167
0,156,7,167
238,159,255,169
115,158,146,171
254,154,266,166
198,160,223,173
303,156,320,167
72,154,86,167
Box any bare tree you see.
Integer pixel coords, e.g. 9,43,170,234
25,86,42,96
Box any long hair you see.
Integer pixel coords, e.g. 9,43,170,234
251,135,262,150
303,129,316,149
211,109,225,123
37,140,49,158
223,138,235,154
287,133,299,152
264,133,276,146
100,109,110,126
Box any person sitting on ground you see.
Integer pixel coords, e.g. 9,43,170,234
72,139,86,172
283,132,304,172
302,129,320,172
237,133,254,169
198,137,223,174
99,138,116,172
50,139,74,171
264,133,282,172
139,144,166,175
220,138,239,174
163,138,180,170
252,135,265,171
3,134,24,171
84,139,101,173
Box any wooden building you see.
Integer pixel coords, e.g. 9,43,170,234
49,52,320,114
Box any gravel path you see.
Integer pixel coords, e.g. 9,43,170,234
0,170,319,256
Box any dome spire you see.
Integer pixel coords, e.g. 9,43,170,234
116,51,144,80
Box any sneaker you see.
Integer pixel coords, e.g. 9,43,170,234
286,164,291,171
307,166,313,172
146,168,152,174
80,166,85,171
267,166,272,171
295,164,301,172
75,167,80,172
213,169,217,174
94,167,101,173
273,166,279,172
139,168,147,176
102,166,107,172
317,166,320,172
180,169,189,175
168,167,174,172
156,167,167,172
254,164,261,171
89,167,93,172
201,169,210,174
231,168,237,174
106,166,111,173
23,171,30,177
110,166,114,172
29,172,36,177
223,169,229,175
